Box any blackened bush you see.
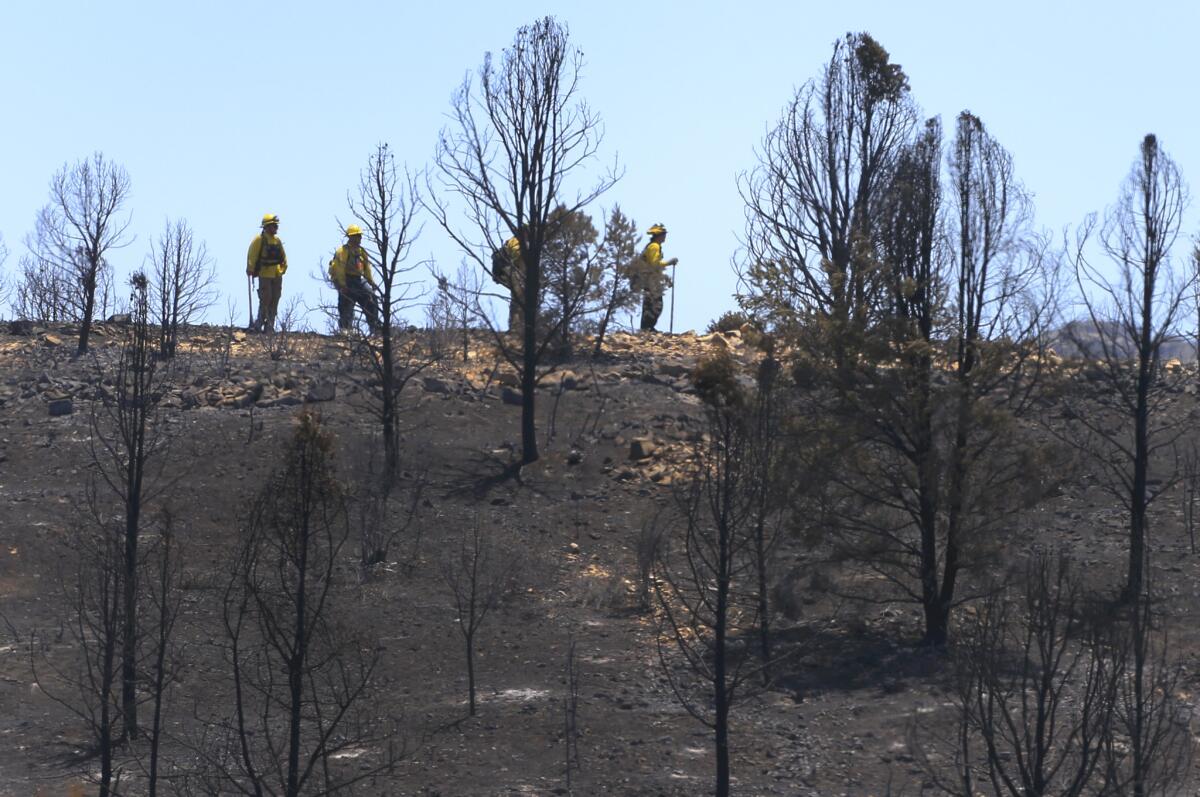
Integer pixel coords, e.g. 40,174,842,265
692,349,745,409
707,310,752,334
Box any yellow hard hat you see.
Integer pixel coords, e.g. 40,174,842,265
345,224,364,237
262,214,280,227
646,223,667,236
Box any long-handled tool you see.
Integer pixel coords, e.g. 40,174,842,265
669,262,676,334
246,275,254,331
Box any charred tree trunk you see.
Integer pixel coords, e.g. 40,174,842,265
713,515,732,797
521,252,541,464
79,264,97,355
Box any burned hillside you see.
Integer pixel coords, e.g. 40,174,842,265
0,319,1198,795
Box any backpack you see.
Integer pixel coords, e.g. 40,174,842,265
490,247,510,285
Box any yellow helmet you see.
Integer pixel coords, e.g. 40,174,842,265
345,224,364,237
646,223,667,236
261,213,280,228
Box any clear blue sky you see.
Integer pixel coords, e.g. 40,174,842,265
2,1,1198,333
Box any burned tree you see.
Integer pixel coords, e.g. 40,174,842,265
912,552,1115,797
430,16,618,464
13,248,73,323
439,521,519,717
140,513,184,797
32,500,126,797
219,413,391,795
803,113,1056,646
653,353,782,797
904,111,1049,645
0,233,8,310
1104,582,1193,796
733,39,1058,648
346,142,430,476
89,272,174,740
428,261,480,363
33,277,180,793
914,551,1193,797
1067,134,1190,601
739,32,916,342
147,218,217,359
28,152,132,354
1194,243,1200,370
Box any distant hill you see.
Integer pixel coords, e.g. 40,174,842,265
1050,319,1196,362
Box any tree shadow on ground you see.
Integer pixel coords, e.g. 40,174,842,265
769,625,951,700
437,446,529,501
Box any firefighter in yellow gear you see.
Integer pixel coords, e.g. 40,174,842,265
246,213,288,332
328,224,380,334
638,223,678,332
490,235,525,333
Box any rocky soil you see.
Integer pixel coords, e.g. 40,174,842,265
1,321,1200,796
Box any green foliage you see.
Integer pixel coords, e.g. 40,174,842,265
850,32,909,102
542,205,600,317
600,206,640,307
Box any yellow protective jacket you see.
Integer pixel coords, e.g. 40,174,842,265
636,241,674,294
247,233,288,278
641,241,666,271
328,245,375,289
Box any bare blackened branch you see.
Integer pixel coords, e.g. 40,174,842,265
147,219,216,359
28,153,133,354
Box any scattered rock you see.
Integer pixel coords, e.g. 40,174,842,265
493,370,521,388
705,332,729,349
647,464,668,482
423,376,452,394
306,381,337,402
541,370,580,390
658,362,691,379
106,313,131,324
8,320,34,336
567,449,584,465
629,437,658,460
502,387,523,406
42,334,63,347
48,398,73,417
180,389,202,409
234,386,263,408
